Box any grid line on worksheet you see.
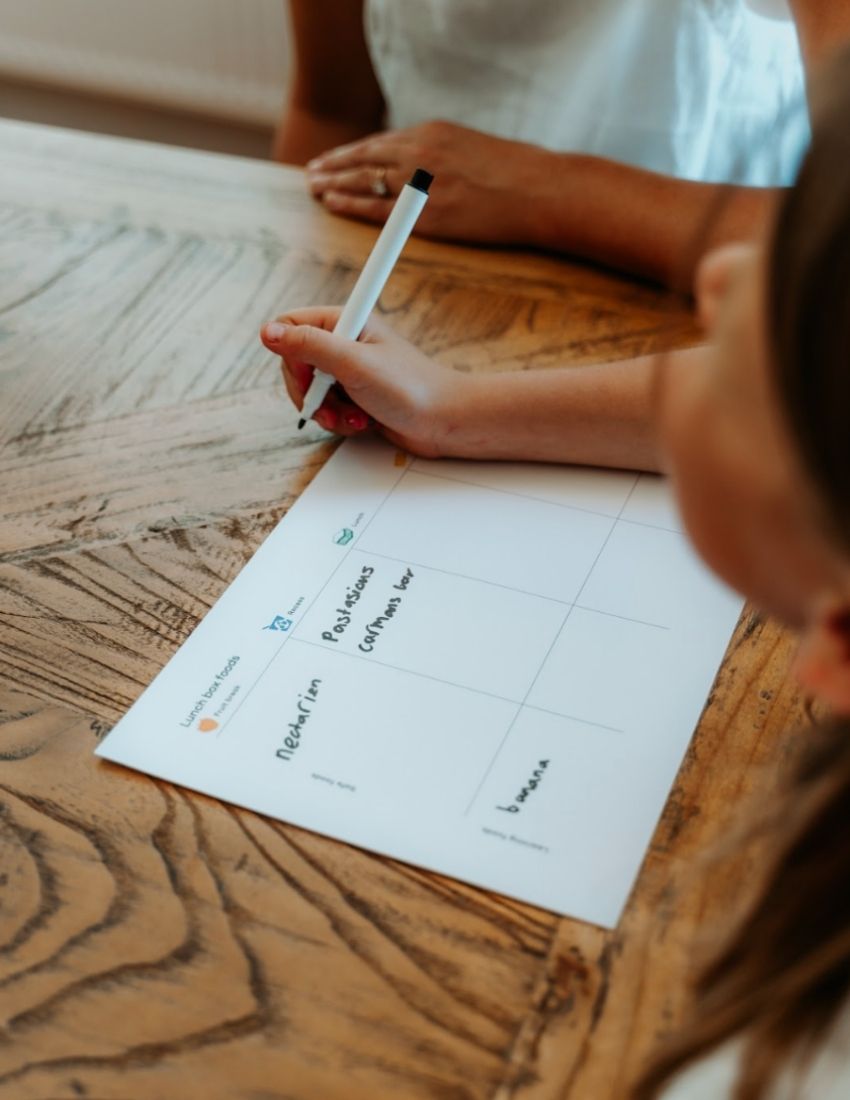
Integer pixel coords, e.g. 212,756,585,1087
216,458,413,737
409,465,682,533
332,545,670,630
463,472,642,816
220,456,671,761
290,636,624,732
360,464,676,633
293,465,673,733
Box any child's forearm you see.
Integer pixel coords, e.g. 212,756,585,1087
263,309,705,473
437,347,706,472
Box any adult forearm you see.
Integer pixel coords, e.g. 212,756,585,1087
519,150,777,288
276,0,384,165
788,0,850,68
273,106,376,165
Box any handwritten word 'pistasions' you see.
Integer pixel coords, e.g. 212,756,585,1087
276,678,322,762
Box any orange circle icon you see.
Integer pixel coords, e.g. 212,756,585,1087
197,718,218,733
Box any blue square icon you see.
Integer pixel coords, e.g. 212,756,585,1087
264,615,293,632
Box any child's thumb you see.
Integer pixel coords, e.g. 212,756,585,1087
261,321,360,385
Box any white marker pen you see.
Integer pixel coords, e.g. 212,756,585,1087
297,167,433,429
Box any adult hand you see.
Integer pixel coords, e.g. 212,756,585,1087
305,121,546,245
260,307,472,457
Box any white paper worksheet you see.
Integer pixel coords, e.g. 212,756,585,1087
97,437,743,927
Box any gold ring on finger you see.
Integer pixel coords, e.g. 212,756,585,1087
370,166,390,197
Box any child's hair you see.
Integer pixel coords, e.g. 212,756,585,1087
632,44,850,1100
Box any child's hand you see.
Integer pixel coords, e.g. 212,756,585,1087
260,307,467,457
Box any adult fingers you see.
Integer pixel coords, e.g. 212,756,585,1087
308,165,404,199
307,134,392,171
322,190,394,224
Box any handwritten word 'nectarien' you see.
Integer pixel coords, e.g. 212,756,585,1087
497,759,550,813
276,678,322,762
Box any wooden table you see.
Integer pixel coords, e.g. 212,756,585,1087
0,120,804,1100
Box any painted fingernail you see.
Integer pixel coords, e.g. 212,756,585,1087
264,321,289,342
345,411,368,430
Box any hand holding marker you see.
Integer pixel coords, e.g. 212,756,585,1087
297,168,433,428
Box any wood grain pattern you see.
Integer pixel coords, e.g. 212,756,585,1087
0,120,804,1099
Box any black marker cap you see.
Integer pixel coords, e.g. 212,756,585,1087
408,168,434,194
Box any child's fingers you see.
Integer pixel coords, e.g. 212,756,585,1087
320,387,372,435
262,321,366,386
281,360,371,434
261,309,390,353
269,321,370,428
262,313,399,428
281,361,310,409
268,306,343,333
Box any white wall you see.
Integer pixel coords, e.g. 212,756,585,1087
0,0,290,125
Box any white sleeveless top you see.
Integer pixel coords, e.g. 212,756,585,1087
365,0,807,185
